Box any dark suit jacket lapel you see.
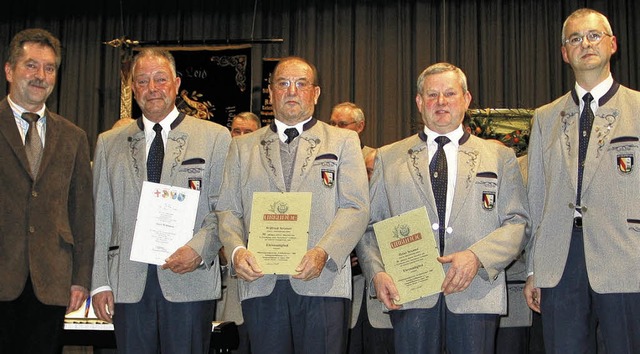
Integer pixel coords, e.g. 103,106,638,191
0,100,30,176
260,128,286,192
37,109,60,181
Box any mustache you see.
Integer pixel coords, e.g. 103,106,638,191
29,79,49,89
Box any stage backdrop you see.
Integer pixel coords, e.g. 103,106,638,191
122,45,252,129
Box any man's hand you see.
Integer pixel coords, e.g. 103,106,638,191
524,275,541,313
92,291,115,323
66,285,88,314
372,272,402,310
437,250,481,295
234,248,264,282
293,247,327,281
161,245,202,274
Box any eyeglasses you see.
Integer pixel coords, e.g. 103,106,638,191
563,30,611,47
330,120,357,128
272,80,316,91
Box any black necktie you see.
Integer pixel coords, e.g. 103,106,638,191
430,136,450,256
576,93,594,210
22,112,43,177
147,123,164,183
284,127,299,144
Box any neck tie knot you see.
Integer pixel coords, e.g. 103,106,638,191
582,92,593,106
284,127,299,144
435,136,450,148
22,112,40,124
153,123,163,133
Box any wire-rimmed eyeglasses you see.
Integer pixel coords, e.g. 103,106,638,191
563,30,612,47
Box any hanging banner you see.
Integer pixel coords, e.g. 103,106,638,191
125,45,252,128
260,58,279,127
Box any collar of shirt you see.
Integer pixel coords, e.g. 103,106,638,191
274,116,312,143
575,73,613,113
142,107,179,149
423,124,464,150
8,95,47,144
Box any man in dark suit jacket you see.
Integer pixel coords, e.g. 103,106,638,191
91,49,231,353
357,62,529,353
216,57,370,354
0,28,94,354
524,8,640,352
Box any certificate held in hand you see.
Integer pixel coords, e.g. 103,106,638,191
248,192,312,274
373,206,445,305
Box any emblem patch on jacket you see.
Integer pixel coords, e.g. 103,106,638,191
321,169,335,187
617,154,633,174
188,178,202,190
482,191,495,210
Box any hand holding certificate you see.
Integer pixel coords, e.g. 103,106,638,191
247,192,312,274
130,181,200,265
373,206,445,305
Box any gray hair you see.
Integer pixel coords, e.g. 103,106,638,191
233,111,261,127
131,48,177,79
331,102,365,123
416,62,468,95
561,8,613,44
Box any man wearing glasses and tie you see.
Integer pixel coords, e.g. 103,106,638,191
524,8,640,352
216,56,369,354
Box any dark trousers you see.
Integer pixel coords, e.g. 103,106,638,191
242,280,349,354
390,295,498,354
540,227,640,353
113,265,215,354
348,286,395,354
0,276,66,354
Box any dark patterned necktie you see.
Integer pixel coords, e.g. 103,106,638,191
284,127,299,144
147,123,164,183
576,93,594,210
430,136,450,256
22,112,43,177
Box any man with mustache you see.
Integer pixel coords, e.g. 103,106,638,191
0,28,94,354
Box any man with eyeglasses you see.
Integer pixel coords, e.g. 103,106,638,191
524,8,640,352
216,56,369,354
329,102,394,354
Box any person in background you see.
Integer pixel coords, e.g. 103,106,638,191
216,56,370,354
330,102,394,354
0,28,94,354
111,117,136,130
91,48,231,354
357,62,529,353
230,111,261,137
524,8,640,352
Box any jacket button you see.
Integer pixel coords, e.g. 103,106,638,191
31,191,38,197
29,226,35,233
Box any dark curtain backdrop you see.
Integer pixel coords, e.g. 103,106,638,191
1,0,639,153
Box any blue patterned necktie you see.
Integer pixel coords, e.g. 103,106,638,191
22,112,43,177
147,123,164,183
576,93,594,210
430,136,450,256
